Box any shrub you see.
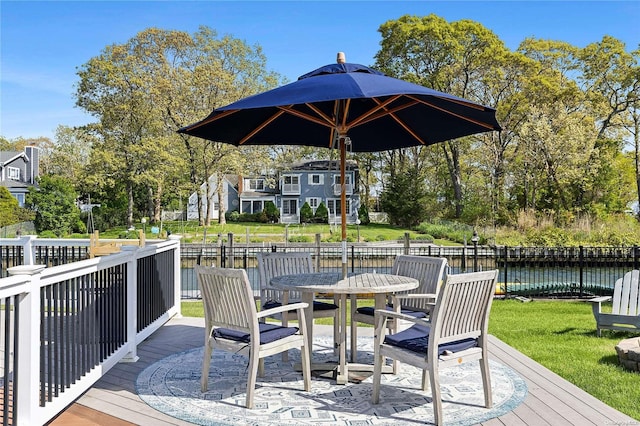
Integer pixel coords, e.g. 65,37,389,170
314,202,329,223
263,201,280,223
300,202,313,223
358,204,370,225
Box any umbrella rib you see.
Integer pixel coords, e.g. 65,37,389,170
181,109,240,131
278,104,336,129
407,95,498,130
362,98,427,146
238,109,287,145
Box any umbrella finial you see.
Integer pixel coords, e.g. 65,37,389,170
337,52,346,64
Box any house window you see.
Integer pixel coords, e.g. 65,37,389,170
333,174,351,185
252,200,263,212
7,167,20,180
283,175,299,185
308,174,323,185
248,179,264,191
327,199,350,215
306,197,321,212
14,193,25,207
282,199,298,215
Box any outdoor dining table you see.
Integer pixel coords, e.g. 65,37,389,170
269,272,419,384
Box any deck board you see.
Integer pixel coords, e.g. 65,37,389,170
52,316,638,426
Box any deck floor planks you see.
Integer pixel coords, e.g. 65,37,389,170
51,316,638,426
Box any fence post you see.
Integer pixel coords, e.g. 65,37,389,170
169,235,183,317
228,233,234,268
10,264,46,425
503,246,508,298
403,233,410,255
20,235,37,265
315,234,321,272
579,246,584,298
635,246,639,271
121,246,139,362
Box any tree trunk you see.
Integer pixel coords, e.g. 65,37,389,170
442,142,463,218
127,183,134,228
216,173,227,225
153,181,162,223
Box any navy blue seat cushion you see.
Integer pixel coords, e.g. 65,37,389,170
213,323,298,344
384,324,477,355
356,306,428,319
263,300,338,311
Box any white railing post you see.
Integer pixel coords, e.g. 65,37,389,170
19,235,37,265
120,246,139,363
169,235,183,318
9,264,46,426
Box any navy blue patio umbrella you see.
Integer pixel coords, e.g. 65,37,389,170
179,53,501,276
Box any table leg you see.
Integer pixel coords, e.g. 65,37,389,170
301,291,315,363
336,293,348,385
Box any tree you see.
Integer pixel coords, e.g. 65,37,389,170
0,187,20,227
26,175,82,236
157,26,280,226
379,160,430,228
375,15,510,219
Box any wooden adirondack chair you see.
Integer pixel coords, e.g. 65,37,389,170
590,270,640,337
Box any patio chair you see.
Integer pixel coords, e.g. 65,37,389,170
257,252,339,357
196,266,311,408
371,269,499,426
590,269,640,337
350,255,447,368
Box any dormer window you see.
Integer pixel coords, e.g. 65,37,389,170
248,179,264,191
7,167,20,180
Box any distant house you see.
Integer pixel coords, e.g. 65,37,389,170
0,146,40,207
187,160,360,224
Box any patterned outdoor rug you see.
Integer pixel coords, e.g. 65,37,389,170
136,337,527,425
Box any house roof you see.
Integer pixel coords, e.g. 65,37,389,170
0,151,28,166
287,159,358,171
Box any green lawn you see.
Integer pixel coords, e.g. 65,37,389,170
181,298,640,420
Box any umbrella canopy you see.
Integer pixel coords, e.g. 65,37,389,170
179,54,501,276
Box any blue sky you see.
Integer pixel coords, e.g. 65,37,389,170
1,1,638,141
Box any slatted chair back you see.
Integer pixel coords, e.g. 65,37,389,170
197,266,257,335
611,270,640,316
427,269,498,358
257,252,314,305
391,255,447,312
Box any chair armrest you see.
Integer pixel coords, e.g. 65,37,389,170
257,302,309,319
373,308,429,337
588,296,611,304
390,293,437,304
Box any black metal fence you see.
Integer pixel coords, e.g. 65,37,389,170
180,243,640,299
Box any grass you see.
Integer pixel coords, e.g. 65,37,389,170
181,298,640,420
98,221,456,245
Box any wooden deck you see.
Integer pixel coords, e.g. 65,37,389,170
49,316,638,426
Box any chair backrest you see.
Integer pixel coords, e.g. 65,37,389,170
257,252,314,303
392,255,447,310
612,270,640,316
428,270,499,357
195,266,258,334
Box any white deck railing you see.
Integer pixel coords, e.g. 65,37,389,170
0,235,182,426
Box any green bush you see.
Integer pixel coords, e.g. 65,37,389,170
39,230,57,238
300,202,313,223
314,202,329,223
288,235,312,243
263,201,280,223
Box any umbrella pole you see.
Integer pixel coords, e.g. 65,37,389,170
340,137,347,279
